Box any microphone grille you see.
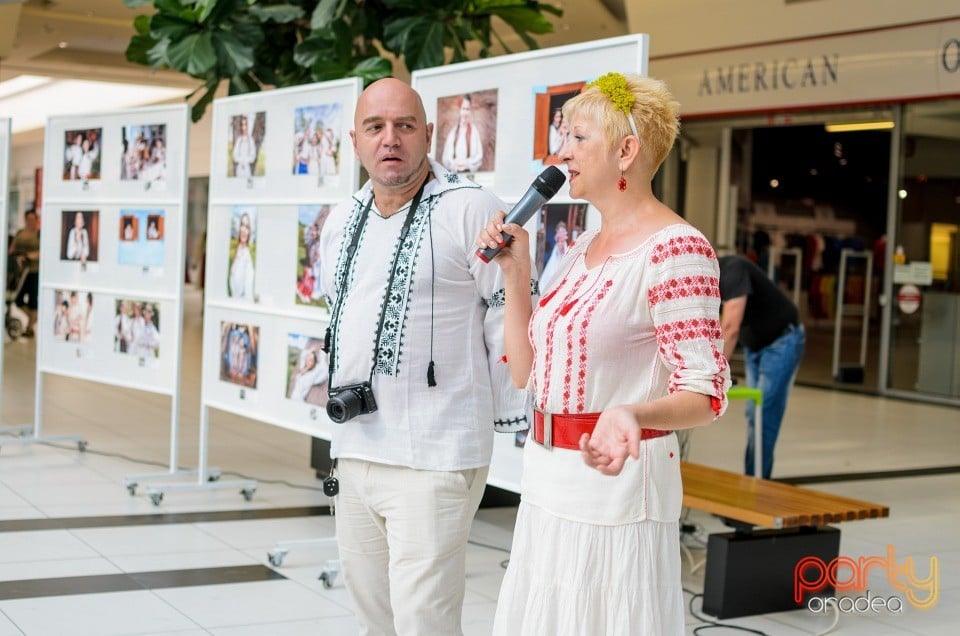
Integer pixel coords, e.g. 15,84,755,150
537,166,567,195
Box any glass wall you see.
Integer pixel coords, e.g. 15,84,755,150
889,99,960,401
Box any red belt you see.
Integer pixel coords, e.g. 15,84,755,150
532,409,672,451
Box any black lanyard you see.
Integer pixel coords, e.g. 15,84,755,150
326,177,429,388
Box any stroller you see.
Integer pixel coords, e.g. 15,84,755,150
5,253,31,341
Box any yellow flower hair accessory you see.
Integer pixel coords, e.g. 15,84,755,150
589,72,639,138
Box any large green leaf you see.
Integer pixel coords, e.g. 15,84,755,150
155,0,199,21
150,14,197,40
214,30,256,76
133,14,152,36
488,6,554,35
293,32,336,67
310,0,342,29
125,33,159,65
382,16,419,52
249,4,305,24
166,31,218,76
348,56,393,83
196,0,224,23
147,39,171,66
401,19,446,70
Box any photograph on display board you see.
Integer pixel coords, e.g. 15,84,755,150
118,209,165,268
59,210,99,264
62,128,102,181
285,333,329,406
295,204,331,309
227,112,266,178
113,299,160,359
227,206,257,300
292,103,342,180
220,321,259,388
53,289,93,344
121,124,167,183
435,89,498,175
536,203,588,293
532,81,586,167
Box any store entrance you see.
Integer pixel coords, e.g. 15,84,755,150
726,119,893,390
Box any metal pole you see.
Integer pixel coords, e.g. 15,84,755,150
877,106,902,394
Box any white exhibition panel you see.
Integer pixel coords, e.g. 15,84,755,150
39,104,189,397
39,202,180,294
37,286,178,394
208,78,362,203
204,203,337,315
414,35,650,494
412,33,649,202
202,78,362,439
200,304,334,438
42,106,188,203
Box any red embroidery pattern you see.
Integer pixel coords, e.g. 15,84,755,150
655,318,722,343
569,279,614,412
655,318,724,395
649,235,716,265
539,273,588,410
648,275,720,306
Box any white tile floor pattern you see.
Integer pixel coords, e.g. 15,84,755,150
0,288,957,635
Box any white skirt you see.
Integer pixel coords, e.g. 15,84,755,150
493,502,684,635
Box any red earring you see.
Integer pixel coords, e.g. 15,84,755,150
618,171,627,192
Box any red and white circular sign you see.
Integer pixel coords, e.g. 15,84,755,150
897,284,921,314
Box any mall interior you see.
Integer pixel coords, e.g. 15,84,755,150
0,1,959,634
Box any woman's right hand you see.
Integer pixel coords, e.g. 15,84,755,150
476,211,531,276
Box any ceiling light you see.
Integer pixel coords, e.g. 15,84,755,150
898,190,908,199
770,179,780,188
0,75,53,100
824,121,895,133
58,41,68,49
0,77,191,134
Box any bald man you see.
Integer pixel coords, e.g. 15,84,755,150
318,78,529,635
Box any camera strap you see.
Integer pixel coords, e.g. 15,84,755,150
326,175,429,391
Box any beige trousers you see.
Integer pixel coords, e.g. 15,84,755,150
335,458,489,636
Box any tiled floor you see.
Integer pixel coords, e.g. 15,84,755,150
0,287,958,635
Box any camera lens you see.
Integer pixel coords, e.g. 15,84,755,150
327,390,362,423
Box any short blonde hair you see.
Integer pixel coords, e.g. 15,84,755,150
562,73,680,173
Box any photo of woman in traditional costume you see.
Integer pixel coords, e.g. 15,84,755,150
435,89,498,175
285,334,329,406
220,322,259,388
295,204,331,308
228,112,266,178
537,203,588,292
228,206,256,300
60,210,99,264
63,128,102,181
120,215,138,242
532,81,585,167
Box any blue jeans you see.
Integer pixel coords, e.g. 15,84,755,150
743,323,805,479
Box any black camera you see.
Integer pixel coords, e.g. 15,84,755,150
326,382,378,423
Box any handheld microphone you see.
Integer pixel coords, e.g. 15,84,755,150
476,166,567,263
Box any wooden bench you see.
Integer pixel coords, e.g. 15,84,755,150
681,461,889,529
679,461,890,619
